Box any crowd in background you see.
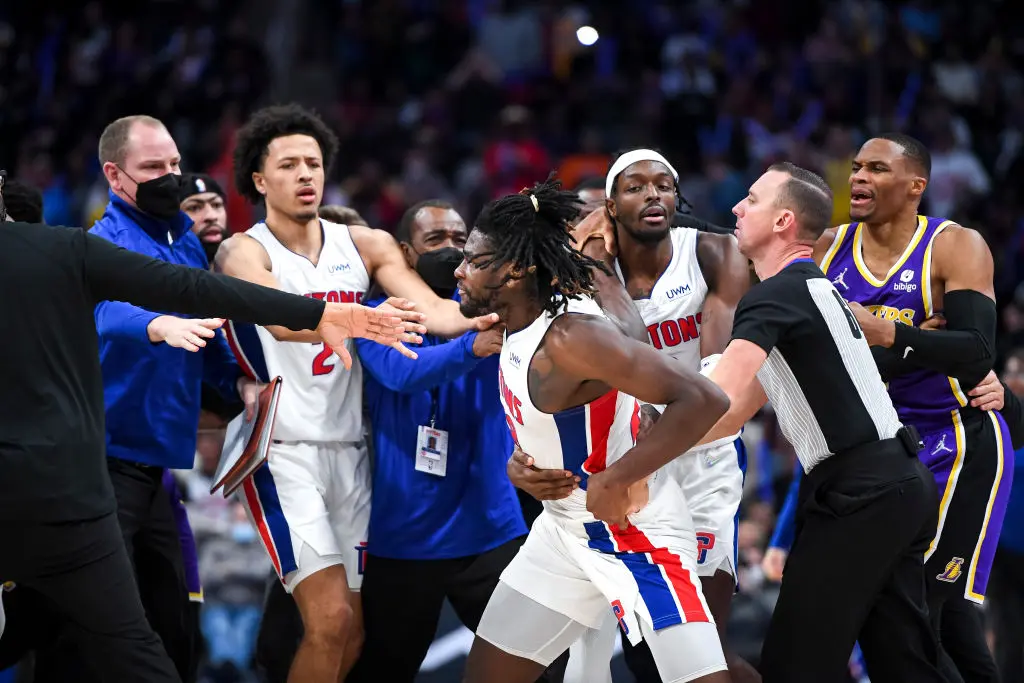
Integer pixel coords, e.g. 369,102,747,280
1,0,1023,681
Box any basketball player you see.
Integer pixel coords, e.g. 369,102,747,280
528,149,757,683
214,104,496,683
456,177,732,683
815,133,1011,683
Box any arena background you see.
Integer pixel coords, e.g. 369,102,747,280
1,1,1022,681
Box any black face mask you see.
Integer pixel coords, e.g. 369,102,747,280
415,247,463,296
120,168,183,221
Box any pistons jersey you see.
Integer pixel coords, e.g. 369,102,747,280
618,228,708,368
820,215,966,434
225,219,370,443
499,296,642,507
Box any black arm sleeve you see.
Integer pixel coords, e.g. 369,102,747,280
871,345,920,382
675,212,734,235
1000,382,1024,450
890,289,996,388
82,232,326,331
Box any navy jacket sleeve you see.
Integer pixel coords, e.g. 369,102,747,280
356,332,484,393
203,330,243,400
769,460,802,552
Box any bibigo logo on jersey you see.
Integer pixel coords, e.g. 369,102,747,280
893,269,917,293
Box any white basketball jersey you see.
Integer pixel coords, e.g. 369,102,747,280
226,219,369,443
499,297,641,511
616,228,708,369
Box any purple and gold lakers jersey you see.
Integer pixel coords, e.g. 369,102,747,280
820,215,966,434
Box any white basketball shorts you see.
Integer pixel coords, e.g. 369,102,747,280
239,440,370,593
667,437,745,579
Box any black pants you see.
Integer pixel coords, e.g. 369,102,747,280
33,459,195,682
0,512,179,682
759,435,945,683
348,537,549,683
985,546,1024,682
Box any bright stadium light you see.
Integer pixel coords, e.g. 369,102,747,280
576,26,599,47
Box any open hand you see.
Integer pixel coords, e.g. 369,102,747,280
317,300,427,368
571,207,616,257
762,547,788,583
507,448,578,501
237,377,264,421
969,370,1004,411
147,315,224,352
472,325,504,358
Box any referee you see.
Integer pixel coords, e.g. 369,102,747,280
0,175,420,682
696,163,944,682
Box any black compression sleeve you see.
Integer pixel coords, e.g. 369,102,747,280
82,232,326,331
890,289,996,388
871,345,919,382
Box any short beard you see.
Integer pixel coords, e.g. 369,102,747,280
619,219,670,245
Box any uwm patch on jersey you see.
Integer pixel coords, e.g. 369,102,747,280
623,228,709,370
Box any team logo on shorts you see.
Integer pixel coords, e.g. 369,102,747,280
611,599,629,636
696,532,717,564
936,557,965,583
354,541,368,575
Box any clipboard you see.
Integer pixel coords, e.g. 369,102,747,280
210,376,283,497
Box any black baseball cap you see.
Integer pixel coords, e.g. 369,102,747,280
179,173,226,202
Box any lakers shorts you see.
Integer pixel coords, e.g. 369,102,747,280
239,440,371,593
920,411,1014,603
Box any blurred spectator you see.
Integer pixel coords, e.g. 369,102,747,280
575,177,606,216
318,204,370,226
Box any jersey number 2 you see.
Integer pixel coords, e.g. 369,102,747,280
312,343,336,376
831,290,863,339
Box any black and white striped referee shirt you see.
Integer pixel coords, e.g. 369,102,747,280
731,258,902,472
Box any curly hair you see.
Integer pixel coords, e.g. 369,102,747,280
232,104,340,204
474,175,610,316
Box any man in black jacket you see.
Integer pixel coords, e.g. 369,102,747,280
0,174,424,682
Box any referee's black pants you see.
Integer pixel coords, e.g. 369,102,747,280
0,512,179,682
346,536,566,683
759,433,945,683
33,459,195,682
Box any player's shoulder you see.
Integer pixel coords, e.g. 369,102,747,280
215,231,270,269
546,306,621,352
930,220,991,260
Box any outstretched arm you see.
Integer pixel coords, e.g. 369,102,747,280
82,231,424,367
698,232,750,357
214,234,322,342
547,315,730,487
352,226,498,338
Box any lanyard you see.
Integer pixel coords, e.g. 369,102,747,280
428,386,440,429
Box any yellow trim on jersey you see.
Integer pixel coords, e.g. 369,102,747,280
925,410,967,562
189,590,204,603
948,377,970,408
852,215,927,287
819,224,849,275
921,219,957,317
965,411,1007,604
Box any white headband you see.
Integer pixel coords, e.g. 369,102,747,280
604,149,679,197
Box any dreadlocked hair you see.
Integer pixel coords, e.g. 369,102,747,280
474,175,611,317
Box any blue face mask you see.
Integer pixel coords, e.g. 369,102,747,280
231,522,257,544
